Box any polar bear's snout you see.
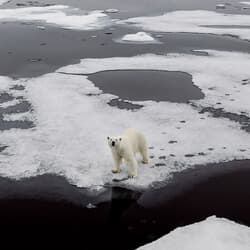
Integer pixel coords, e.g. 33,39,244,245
112,141,115,147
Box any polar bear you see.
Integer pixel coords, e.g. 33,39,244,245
107,128,149,178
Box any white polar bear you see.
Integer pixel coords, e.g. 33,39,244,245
107,128,149,178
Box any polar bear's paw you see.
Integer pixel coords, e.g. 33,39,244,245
128,173,137,178
142,159,149,164
112,169,121,174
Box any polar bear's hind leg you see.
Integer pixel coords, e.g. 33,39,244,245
139,136,149,164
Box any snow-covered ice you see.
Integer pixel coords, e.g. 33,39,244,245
121,10,250,40
120,32,157,43
137,216,250,250
0,51,250,190
0,5,112,30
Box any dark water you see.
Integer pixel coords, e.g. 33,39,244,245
1,22,250,78
88,70,204,102
0,160,250,249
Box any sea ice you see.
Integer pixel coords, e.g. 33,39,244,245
121,10,250,40
0,51,250,191
0,5,112,30
137,216,250,250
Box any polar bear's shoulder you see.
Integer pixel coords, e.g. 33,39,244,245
122,128,141,137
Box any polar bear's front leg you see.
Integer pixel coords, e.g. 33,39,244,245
125,157,138,178
112,152,122,174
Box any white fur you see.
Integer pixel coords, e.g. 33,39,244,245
107,128,149,178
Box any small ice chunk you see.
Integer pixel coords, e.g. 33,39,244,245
137,216,250,250
122,32,155,42
37,26,45,30
216,4,226,9
240,1,250,5
86,203,96,209
104,8,119,13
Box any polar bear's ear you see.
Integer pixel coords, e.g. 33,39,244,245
107,136,110,140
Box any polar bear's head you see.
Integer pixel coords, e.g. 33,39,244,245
107,136,122,149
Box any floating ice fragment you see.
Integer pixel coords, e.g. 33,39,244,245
121,32,155,42
216,4,226,9
36,25,45,30
86,203,96,209
137,216,250,250
104,8,119,13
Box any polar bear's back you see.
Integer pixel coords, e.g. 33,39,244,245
122,128,147,153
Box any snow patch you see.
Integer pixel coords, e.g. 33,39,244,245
121,10,250,40
137,216,250,250
0,5,112,30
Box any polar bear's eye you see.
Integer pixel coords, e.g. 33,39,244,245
119,138,122,141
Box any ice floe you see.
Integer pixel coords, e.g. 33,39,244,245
121,10,250,40
0,51,250,190
120,32,157,43
137,216,250,250
0,5,112,30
